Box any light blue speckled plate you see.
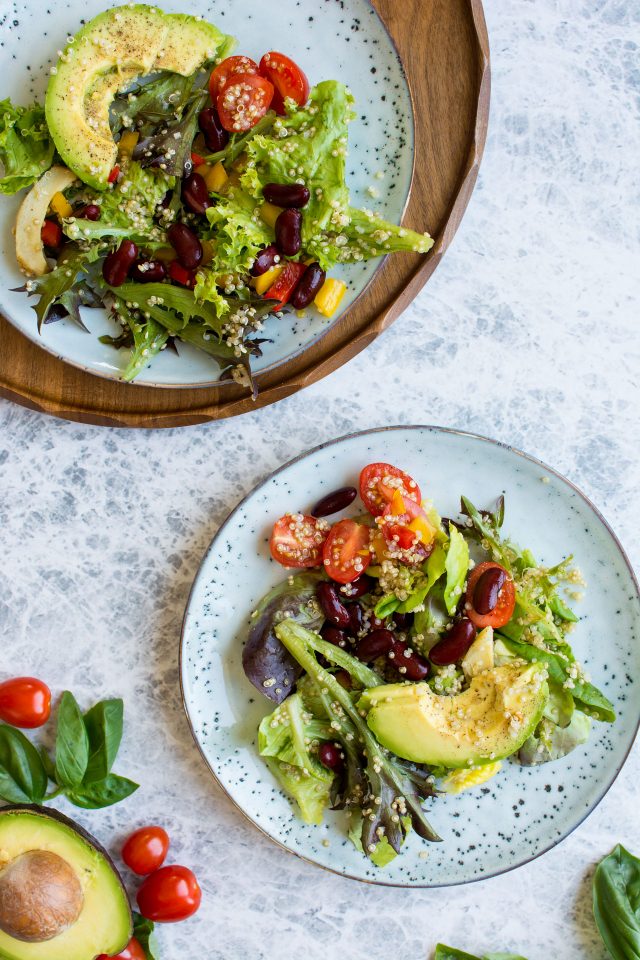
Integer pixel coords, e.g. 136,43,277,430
180,426,640,886
0,0,413,386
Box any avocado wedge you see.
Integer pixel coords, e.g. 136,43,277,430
0,805,131,960
45,5,234,190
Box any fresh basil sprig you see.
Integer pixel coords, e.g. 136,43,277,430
133,913,160,960
593,844,640,960
0,692,138,809
434,946,527,960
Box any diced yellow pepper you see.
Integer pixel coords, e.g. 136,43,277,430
408,513,436,544
251,264,284,296
260,201,282,230
201,239,215,267
118,130,139,158
195,163,210,177
50,191,73,220
389,489,406,516
204,162,228,193
314,278,347,318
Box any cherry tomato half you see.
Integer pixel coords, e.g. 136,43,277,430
270,514,328,569
259,52,309,114
41,219,62,249
465,561,516,628
122,825,170,876
208,55,259,101
322,519,371,584
96,937,146,960
0,677,51,728
217,74,274,132
359,463,421,518
136,865,202,923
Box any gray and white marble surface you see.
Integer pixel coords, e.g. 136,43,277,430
1,1,639,957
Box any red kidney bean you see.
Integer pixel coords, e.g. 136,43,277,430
473,567,508,614
167,222,202,270
365,614,388,632
129,259,167,284
320,625,347,648
250,244,280,278
318,742,343,770
340,574,373,601
198,106,229,152
102,239,138,287
182,172,211,216
275,208,302,257
291,262,327,310
76,203,101,221
356,628,395,662
429,618,477,666
263,183,310,208
389,639,430,681
316,583,350,628
311,486,357,518
348,603,364,636
392,612,413,631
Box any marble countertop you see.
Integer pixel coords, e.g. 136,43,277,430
1,1,638,957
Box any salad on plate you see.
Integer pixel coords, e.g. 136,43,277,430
0,5,433,391
243,461,616,867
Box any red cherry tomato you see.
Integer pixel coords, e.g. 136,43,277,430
122,826,170,876
465,561,516,628
108,165,120,184
217,74,274,132
208,55,259,101
96,937,146,960
264,261,306,310
359,463,421,517
322,519,371,584
270,514,328,569
378,496,432,559
0,677,51,728
168,261,196,289
259,52,309,114
136,865,202,923
41,219,63,248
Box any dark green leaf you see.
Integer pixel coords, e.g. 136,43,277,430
55,691,89,787
0,725,47,803
39,746,56,781
204,110,276,165
434,947,480,960
66,773,139,809
593,844,640,960
133,912,161,960
83,699,124,783
23,247,102,331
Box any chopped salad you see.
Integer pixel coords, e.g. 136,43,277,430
1,5,433,391
243,462,616,866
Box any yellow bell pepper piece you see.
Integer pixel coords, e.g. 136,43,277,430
260,201,282,230
408,513,436,544
389,489,406,516
252,264,284,296
314,278,347,318
118,130,139,158
50,191,73,220
204,162,228,193
200,239,215,267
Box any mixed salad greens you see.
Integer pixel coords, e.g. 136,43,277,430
1,5,432,391
243,461,616,866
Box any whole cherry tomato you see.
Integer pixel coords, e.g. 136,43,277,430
96,937,145,960
122,826,170,876
0,677,51,728
136,865,202,923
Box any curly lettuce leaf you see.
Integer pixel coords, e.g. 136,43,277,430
20,246,102,331
0,99,55,195
203,186,272,278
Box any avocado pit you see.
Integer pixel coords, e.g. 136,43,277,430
0,849,83,943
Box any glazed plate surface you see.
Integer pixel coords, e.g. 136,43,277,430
181,425,640,886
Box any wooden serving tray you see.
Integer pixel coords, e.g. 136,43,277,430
0,0,490,427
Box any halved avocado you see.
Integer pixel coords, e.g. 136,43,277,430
358,662,549,769
45,5,235,190
0,805,131,960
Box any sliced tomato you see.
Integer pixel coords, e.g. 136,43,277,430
465,561,516,628
168,261,196,289
264,261,306,310
108,165,120,184
270,514,329,568
209,55,260,101
322,519,371,584
217,73,274,133
190,151,205,167
41,219,63,249
259,52,309,114
359,463,421,517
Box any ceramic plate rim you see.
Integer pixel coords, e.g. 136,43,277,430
179,424,640,887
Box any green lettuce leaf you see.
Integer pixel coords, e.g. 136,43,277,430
22,246,103,331
518,711,591,765
444,524,469,615
0,99,55,195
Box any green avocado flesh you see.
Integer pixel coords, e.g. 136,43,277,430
358,663,549,769
0,806,131,960
45,4,234,189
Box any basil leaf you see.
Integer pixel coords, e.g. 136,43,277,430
435,948,480,960
66,773,139,809
39,746,56,781
133,912,161,960
593,844,640,960
83,699,124,783
0,725,47,803
55,691,89,787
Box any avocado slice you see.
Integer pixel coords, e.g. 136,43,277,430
0,805,131,960
45,5,234,190
358,662,549,769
